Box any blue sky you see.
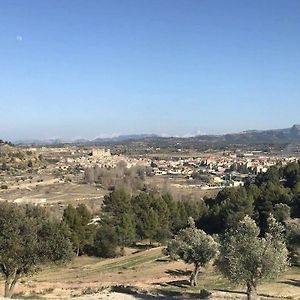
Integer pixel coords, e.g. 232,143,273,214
1,0,300,140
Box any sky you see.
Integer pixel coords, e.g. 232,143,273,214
0,0,300,140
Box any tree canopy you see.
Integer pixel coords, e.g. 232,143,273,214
165,217,218,286
62,204,95,256
217,215,289,300
0,202,72,298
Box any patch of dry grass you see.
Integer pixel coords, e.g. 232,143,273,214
0,247,299,299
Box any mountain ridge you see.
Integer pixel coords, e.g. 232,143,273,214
11,124,300,146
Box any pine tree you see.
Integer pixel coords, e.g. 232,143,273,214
102,189,136,251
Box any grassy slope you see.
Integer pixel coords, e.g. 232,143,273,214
1,247,299,299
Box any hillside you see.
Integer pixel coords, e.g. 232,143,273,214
0,144,44,175
4,246,300,299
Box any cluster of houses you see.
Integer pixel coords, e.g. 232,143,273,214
51,147,299,189
149,151,298,189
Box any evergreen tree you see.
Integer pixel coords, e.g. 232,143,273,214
131,193,160,242
94,223,118,258
283,162,300,190
292,192,300,217
151,196,171,241
102,189,136,251
62,204,95,256
174,200,189,230
255,166,280,186
201,187,254,233
254,182,292,233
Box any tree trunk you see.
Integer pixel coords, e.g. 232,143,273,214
4,274,19,298
76,247,80,256
120,244,125,256
4,281,11,298
190,263,200,286
247,282,258,300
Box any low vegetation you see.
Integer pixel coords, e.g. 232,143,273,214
0,144,45,176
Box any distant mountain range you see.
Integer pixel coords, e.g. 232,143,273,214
14,134,159,146
198,124,300,144
13,125,300,147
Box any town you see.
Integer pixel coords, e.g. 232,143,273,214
36,145,300,189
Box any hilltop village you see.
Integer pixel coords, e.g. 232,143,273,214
52,146,298,188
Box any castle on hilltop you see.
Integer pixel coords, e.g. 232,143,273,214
92,148,111,158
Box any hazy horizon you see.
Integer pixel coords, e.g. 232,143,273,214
4,123,299,142
1,1,300,140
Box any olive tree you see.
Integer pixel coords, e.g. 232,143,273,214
217,215,289,300
285,220,300,263
165,217,218,286
0,203,73,298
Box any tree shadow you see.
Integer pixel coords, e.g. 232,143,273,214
214,288,246,295
154,289,202,299
12,292,43,299
165,269,191,277
111,285,205,299
279,279,300,288
111,285,165,299
155,258,169,262
158,279,190,289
